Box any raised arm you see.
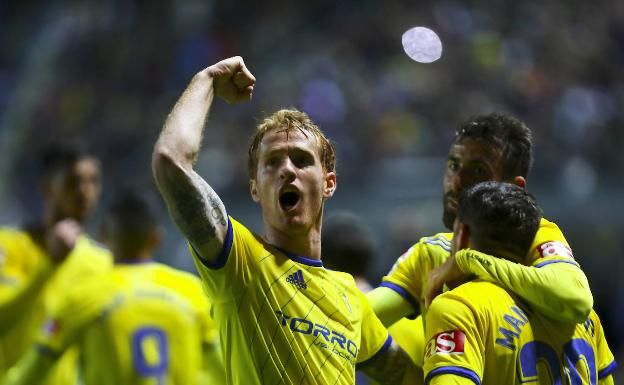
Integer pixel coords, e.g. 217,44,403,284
152,57,255,263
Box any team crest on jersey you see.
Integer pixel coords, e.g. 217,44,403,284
425,330,466,358
537,241,574,259
42,318,62,336
341,293,352,313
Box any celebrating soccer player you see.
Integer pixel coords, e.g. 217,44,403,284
152,56,418,385
423,181,616,384
366,114,595,367
0,142,112,385
2,193,225,385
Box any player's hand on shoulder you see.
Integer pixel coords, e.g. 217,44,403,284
425,255,466,309
203,56,256,104
46,219,81,264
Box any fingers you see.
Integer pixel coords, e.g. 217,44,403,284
424,272,442,309
210,56,256,104
233,66,256,88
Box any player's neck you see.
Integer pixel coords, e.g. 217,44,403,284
113,249,153,264
264,225,322,261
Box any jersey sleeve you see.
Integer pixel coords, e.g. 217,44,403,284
34,282,102,355
355,290,393,368
379,243,428,314
423,294,483,385
454,248,592,323
591,311,617,380
428,374,478,385
190,217,256,302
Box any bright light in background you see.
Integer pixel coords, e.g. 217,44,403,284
402,26,443,63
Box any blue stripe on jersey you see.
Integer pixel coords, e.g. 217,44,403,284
424,235,451,246
423,238,451,252
598,360,617,379
194,216,233,270
534,259,580,268
274,245,324,267
425,366,481,385
356,334,393,370
379,282,420,314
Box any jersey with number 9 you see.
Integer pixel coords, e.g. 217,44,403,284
35,262,214,385
424,280,616,385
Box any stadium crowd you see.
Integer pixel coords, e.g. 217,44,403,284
0,0,622,383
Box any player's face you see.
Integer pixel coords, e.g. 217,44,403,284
251,129,336,236
47,157,101,222
443,139,504,229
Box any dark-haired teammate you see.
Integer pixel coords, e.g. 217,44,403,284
152,57,418,385
367,114,594,367
3,193,224,385
424,182,615,384
0,142,111,385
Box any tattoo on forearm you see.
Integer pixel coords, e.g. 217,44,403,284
361,342,409,385
167,170,226,246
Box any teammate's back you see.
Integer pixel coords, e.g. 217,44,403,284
423,182,616,385
424,278,615,384
41,261,208,385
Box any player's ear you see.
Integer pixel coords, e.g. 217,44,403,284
250,179,260,203
512,176,526,189
323,171,336,199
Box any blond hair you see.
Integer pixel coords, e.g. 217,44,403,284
247,109,336,179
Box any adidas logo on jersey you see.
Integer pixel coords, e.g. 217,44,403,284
286,269,307,289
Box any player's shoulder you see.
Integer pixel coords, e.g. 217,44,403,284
419,232,453,251
153,262,202,285
404,232,452,265
535,218,569,245
326,268,357,287
0,226,32,246
76,234,113,263
438,280,508,309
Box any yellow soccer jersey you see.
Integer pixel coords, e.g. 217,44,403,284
423,280,616,384
380,218,590,322
35,261,215,385
0,227,112,384
190,217,391,385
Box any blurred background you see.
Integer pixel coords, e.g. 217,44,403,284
0,0,622,378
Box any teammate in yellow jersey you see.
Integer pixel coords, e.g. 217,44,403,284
367,114,593,367
152,56,419,385
3,193,225,385
423,181,615,385
0,142,112,385
322,211,425,383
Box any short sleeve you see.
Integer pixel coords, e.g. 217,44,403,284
355,290,392,368
190,217,255,302
423,294,483,385
35,284,101,355
379,243,427,313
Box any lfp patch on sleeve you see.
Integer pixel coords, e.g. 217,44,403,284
425,330,466,358
537,241,574,259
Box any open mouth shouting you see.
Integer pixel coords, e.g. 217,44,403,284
279,187,301,212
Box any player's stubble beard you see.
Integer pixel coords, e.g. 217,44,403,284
442,194,457,231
